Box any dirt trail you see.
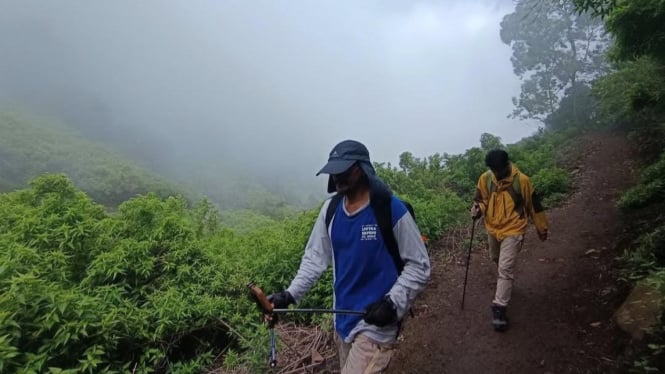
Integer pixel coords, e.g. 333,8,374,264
387,133,636,374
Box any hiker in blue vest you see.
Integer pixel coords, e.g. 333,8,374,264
267,140,431,373
471,149,549,332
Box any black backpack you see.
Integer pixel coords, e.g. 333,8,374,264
324,194,415,274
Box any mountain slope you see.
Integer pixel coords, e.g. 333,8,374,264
0,111,183,206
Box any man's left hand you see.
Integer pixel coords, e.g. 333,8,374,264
364,297,398,327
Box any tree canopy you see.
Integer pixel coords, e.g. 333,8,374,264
501,0,608,124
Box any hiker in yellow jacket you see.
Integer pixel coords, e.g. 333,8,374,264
471,149,548,331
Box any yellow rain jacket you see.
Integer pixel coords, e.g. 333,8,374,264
474,164,548,241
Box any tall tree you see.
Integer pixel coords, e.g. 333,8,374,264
572,0,617,17
606,0,665,64
574,0,665,63
500,0,609,124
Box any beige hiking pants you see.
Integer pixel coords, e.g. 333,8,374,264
488,234,523,307
335,333,395,374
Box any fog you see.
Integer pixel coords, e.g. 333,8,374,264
0,0,530,195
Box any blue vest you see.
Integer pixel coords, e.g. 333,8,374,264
330,196,406,339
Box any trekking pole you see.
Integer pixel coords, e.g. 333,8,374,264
273,308,365,315
247,282,279,367
268,328,277,368
247,282,365,368
461,217,478,310
247,283,364,316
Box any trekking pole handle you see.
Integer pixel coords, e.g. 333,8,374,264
471,203,481,221
247,282,274,314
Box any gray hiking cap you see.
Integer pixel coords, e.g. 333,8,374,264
316,140,371,176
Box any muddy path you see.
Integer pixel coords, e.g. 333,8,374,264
387,133,636,374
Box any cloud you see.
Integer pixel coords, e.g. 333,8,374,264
0,0,530,184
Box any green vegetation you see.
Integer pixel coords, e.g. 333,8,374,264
0,112,182,207
0,174,326,373
615,150,665,371
0,122,573,372
375,131,572,240
619,153,665,211
0,110,312,222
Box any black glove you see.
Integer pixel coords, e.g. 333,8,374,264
267,290,295,309
364,297,398,327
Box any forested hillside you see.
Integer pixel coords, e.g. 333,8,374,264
0,110,309,222
0,111,182,206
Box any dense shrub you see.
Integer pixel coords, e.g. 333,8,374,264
619,151,665,210
397,191,468,241
531,167,571,206
0,174,322,373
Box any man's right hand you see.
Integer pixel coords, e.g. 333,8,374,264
267,290,295,309
470,203,481,220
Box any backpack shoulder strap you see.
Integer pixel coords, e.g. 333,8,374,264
401,200,416,222
507,172,525,218
325,194,344,229
327,193,405,274
373,196,413,318
370,196,405,274
486,171,495,195
486,170,521,197
512,171,521,195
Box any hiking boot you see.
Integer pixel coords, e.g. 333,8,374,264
491,304,508,332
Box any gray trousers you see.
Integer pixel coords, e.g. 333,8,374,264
335,333,395,374
488,234,523,307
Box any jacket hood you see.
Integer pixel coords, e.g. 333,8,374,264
489,163,521,189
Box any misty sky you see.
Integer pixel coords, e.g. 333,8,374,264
0,0,532,183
